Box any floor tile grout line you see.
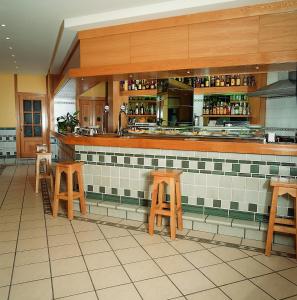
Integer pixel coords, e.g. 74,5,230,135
95,223,145,300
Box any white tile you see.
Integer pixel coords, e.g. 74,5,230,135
155,254,195,274
0,267,12,287
14,248,48,266
84,251,120,270
184,250,222,268
96,283,141,300
187,288,230,300
115,246,150,264
51,256,87,277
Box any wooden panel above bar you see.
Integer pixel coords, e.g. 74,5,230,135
52,131,297,156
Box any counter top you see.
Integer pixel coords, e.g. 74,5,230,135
51,131,297,156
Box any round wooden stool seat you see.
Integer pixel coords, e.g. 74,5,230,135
35,152,53,193
53,161,86,220
149,168,183,240
265,177,297,258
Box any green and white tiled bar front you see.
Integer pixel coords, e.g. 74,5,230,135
74,145,297,247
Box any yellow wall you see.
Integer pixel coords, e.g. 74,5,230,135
17,74,46,94
0,74,16,127
81,81,105,97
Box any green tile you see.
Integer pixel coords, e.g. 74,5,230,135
255,213,269,223
204,207,228,217
270,165,279,175
181,196,188,204
232,164,240,172
226,159,238,163
106,152,114,155
225,172,237,176
166,156,176,159
229,210,254,221
87,154,93,162
230,201,239,210
214,163,222,171
182,204,204,214
135,154,144,157
111,188,118,195
138,191,144,199
250,165,259,173
124,189,131,197
281,162,295,167
252,174,265,178
99,155,104,162
140,199,150,207
111,156,117,163
182,161,189,168
99,186,105,193
197,197,204,206
212,171,224,175
124,157,130,164
201,158,212,162
253,160,266,165
121,196,139,205
137,157,144,165
248,203,257,212
267,161,280,166
198,162,205,169
200,170,211,174
87,185,93,192
155,155,165,159
75,153,81,160
238,173,251,177
86,192,102,200
103,194,120,203
213,159,224,162
189,157,200,161
151,159,158,166
145,155,154,158
239,160,251,164
213,199,221,208
166,160,173,168
290,167,297,176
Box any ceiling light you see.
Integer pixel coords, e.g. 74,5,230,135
255,66,259,70
186,70,191,74
11,54,15,57
14,61,17,63
8,46,12,50
129,74,133,78
15,66,19,69
1,24,6,27
5,37,10,40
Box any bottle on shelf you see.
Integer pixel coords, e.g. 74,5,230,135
215,76,220,87
230,75,235,86
205,76,210,87
235,74,241,86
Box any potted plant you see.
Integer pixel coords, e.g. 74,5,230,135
57,111,79,133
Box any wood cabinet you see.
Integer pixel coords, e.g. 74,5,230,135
79,97,105,127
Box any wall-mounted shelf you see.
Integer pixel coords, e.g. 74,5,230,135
194,86,256,95
128,114,157,117
120,89,157,96
202,115,251,118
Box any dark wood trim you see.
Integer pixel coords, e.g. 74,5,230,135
14,74,20,158
78,96,105,101
60,39,79,75
51,131,297,156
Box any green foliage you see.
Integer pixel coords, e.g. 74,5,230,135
57,111,79,133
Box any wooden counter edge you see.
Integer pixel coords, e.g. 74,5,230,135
51,131,297,156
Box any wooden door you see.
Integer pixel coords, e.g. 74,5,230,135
94,101,104,126
79,100,93,127
19,94,47,158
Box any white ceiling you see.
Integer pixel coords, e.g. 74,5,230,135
0,0,279,75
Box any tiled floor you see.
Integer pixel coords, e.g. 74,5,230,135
1,165,297,300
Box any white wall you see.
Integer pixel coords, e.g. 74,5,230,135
54,97,76,131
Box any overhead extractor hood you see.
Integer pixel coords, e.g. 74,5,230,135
248,71,296,98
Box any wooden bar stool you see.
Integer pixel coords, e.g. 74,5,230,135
52,161,86,220
149,169,183,240
35,152,53,193
265,177,297,258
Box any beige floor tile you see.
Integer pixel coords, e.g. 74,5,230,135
184,249,222,268
253,254,297,271
9,278,52,300
90,265,131,290
169,239,204,253
143,242,178,258
0,286,9,300
251,273,297,299
17,236,47,251
21,213,43,221
115,246,150,264
221,280,274,300
119,219,143,228
0,267,12,287
51,256,87,277
14,248,49,266
84,251,120,270
0,253,14,268
18,227,46,239
53,271,94,299
240,248,263,256
241,239,266,249
48,233,77,247
80,239,111,255
213,234,242,245
75,230,104,242
0,222,19,232
188,230,215,240
186,288,230,300
72,220,99,232
49,243,81,260
108,235,139,250
279,267,297,285
47,224,73,236
272,243,295,254
0,208,21,216
100,216,123,223
99,224,130,238
228,257,272,278
135,276,181,300
19,219,45,230
0,240,16,254
209,246,248,262
0,230,18,242
155,254,195,274
169,269,215,295
45,215,71,227
133,233,165,245
285,296,297,300
59,291,98,300
200,263,244,286
12,261,50,284
96,283,141,300
0,215,20,224
123,259,164,281
199,242,220,249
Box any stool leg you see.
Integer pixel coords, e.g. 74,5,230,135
157,182,164,227
169,178,176,240
77,170,87,215
67,170,74,220
52,167,61,217
265,187,278,256
35,158,40,193
294,196,297,259
176,179,183,231
149,179,159,236
47,157,54,192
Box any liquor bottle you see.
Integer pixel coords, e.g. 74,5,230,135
142,80,146,90
220,76,225,87
205,76,210,87
128,80,132,90
200,77,205,88
215,76,220,87
210,76,215,87
135,103,139,115
230,75,235,86
196,77,201,88
243,75,248,86
236,74,241,86
140,103,144,115
138,80,142,90
225,75,230,87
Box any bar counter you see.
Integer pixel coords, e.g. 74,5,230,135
51,131,297,156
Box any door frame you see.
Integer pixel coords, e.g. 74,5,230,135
15,92,48,158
